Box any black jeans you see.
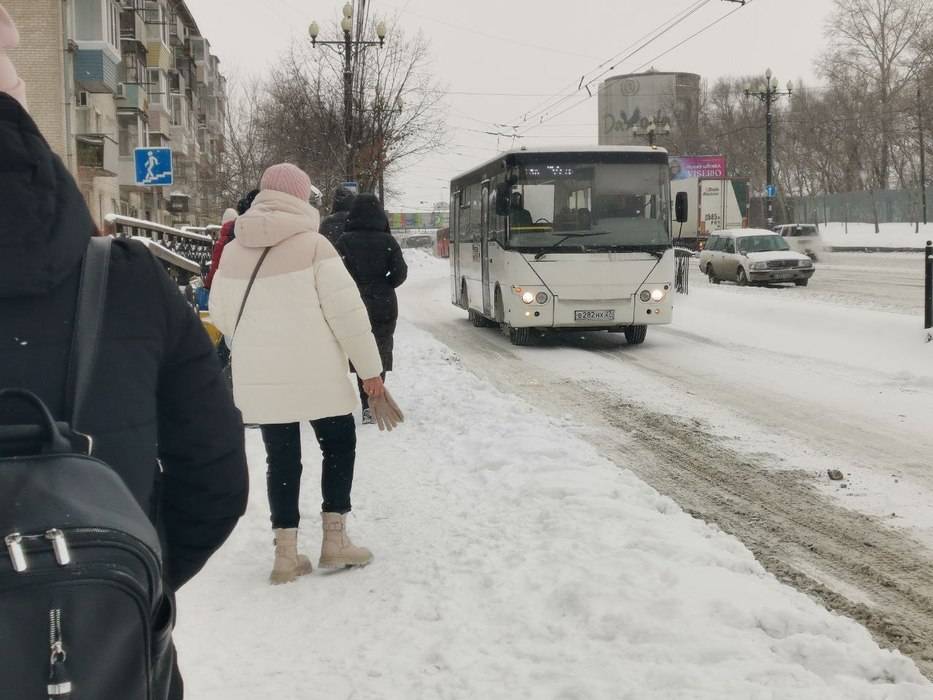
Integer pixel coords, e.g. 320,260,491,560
357,372,386,410
260,415,356,527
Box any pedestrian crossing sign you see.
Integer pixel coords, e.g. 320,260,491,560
134,147,174,186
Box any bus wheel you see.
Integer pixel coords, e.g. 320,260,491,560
624,325,647,345
508,325,534,346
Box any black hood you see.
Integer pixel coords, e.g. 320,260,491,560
345,193,390,233
332,187,355,214
0,94,93,298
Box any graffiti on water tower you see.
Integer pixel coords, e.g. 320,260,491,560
603,108,673,136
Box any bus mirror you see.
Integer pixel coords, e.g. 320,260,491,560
495,183,511,216
675,191,688,223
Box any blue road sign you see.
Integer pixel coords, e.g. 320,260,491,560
135,147,174,186
765,184,777,198
341,181,359,195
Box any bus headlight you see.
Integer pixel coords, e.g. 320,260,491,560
650,289,665,302
639,290,651,302
535,292,549,304
522,291,535,304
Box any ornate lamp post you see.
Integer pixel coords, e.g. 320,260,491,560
744,69,792,225
309,4,388,184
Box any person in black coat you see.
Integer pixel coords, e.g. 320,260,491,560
0,92,248,698
336,194,408,421
319,186,355,246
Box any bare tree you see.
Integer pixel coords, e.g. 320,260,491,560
822,0,932,189
222,75,275,203
248,18,445,208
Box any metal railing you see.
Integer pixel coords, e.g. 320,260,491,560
104,213,212,284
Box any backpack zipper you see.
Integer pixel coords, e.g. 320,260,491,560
47,608,73,698
4,533,27,572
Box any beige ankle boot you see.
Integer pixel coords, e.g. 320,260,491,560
270,528,313,584
319,512,373,569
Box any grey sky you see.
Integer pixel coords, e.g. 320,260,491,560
186,0,836,212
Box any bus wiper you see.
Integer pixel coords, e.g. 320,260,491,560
533,232,608,260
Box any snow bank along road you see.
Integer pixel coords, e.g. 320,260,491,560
400,251,933,679
176,288,931,699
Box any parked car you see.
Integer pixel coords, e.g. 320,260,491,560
394,230,436,249
698,228,815,287
773,223,823,261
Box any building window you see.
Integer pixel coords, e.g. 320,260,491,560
118,114,139,156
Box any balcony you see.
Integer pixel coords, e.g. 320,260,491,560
76,134,119,177
74,49,120,93
116,83,149,112
147,40,174,72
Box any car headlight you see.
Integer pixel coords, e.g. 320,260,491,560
522,291,535,304
750,262,767,271
650,288,665,302
798,260,813,268
639,290,651,302
535,292,549,304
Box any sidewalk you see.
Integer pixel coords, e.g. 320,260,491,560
174,320,930,699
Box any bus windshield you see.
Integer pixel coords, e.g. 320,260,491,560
507,163,670,253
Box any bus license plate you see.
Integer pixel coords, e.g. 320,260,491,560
575,310,615,322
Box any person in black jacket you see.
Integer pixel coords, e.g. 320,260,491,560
336,194,408,423
0,91,248,698
319,186,355,245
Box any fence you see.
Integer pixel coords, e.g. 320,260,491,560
765,187,933,227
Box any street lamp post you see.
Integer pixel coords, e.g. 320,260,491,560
744,69,792,226
309,4,387,184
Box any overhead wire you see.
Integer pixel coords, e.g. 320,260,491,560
515,0,754,139
511,0,714,129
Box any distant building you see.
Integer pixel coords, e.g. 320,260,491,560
6,0,227,226
598,70,701,150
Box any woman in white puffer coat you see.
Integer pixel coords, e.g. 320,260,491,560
210,163,384,584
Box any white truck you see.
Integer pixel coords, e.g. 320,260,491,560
670,177,749,249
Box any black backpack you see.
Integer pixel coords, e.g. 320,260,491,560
0,238,173,699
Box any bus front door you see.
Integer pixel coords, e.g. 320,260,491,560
480,182,491,316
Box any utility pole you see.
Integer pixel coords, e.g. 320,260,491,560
744,69,792,226
919,86,927,226
309,4,388,186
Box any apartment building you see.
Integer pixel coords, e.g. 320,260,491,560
5,0,227,226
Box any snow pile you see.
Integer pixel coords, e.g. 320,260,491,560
821,222,933,251
174,320,930,698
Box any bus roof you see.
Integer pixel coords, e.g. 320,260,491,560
450,145,669,186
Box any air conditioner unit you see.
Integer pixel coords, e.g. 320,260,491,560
77,91,90,108
115,83,127,99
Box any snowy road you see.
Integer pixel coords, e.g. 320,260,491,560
401,252,933,675
693,252,926,314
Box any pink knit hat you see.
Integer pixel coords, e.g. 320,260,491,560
260,163,313,203
0,4,27,110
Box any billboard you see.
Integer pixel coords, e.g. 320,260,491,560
669,155,727,180
388,211,449,230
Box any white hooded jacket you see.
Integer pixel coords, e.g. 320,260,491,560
209,189,383,423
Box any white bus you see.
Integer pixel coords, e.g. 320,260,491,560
450,146,681,346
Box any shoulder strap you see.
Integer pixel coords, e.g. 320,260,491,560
68,237,113,430
232,247,271,336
